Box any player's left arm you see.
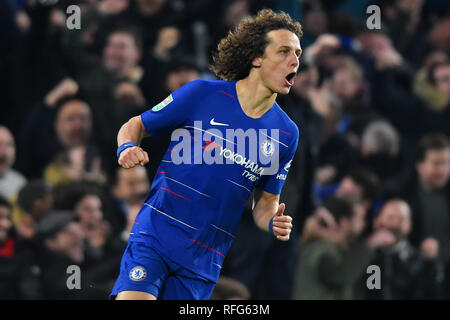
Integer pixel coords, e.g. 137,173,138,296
252,188,293,241
251,121,299,241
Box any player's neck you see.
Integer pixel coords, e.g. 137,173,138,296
236,76,277,119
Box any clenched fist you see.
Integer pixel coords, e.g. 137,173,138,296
118,146,149,169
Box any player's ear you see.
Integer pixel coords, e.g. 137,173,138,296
252,56,263,68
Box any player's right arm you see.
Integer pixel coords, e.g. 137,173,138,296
118,79,206,169
117,116,150,169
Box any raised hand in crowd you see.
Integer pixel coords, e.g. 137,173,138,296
44,78,79,108
153,26,181,61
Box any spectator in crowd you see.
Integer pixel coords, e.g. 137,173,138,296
111,166,150,240
44,145,107,188
330,56,375,141
52,182,125,293
369,31,450,142
0,126,26,201
112,166,150,208
335,167,380,207
54,99,93,151
365,199,444,299
359,120,402,181
78,0,192,109
302,35,361,187
430,61,450,111
19,94,94,179
292,196,396,300
7,0,72,133
0,196,33,299
413,50,448,112
15,78,80,180
74,189,107,248
427,17,450,58
53,182,125,246
15,180,53,239
63,13,147,160
378,0,427,68
384,133,450,270
334,166,381,236
315,165,380,216
33,211,109,299
53,184,112,247
115,0,184,54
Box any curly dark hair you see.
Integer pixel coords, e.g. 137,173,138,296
210,9,303,81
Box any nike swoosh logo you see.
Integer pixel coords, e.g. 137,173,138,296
210,118,229,126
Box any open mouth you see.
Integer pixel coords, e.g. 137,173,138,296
285,72,296,86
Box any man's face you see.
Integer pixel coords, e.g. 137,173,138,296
75,195,103,229
335,177,363,204
55,101,91,147
49,222,85,263
256,29,301,95
0,205,12,243
0,127,16,176
166,69,200,92
114,166,150,205
417,148,450,189
434,64,450,99
103,32,140,75
331,68,361,105
374,201,411,241
303,10,327,35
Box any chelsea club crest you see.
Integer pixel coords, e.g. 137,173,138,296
261,140,275,157
129,266,147,282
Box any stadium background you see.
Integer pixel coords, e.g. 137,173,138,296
1,0,450,299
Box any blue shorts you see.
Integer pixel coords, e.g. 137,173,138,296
109,241,216,300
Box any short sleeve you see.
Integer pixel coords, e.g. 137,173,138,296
140,80,205,136
256,126,299,195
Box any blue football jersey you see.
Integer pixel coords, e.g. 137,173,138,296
130,79,299,282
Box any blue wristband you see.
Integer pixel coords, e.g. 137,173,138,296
117,142,136,158
268,217,274,234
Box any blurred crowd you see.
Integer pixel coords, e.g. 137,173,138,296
0,0,450,300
